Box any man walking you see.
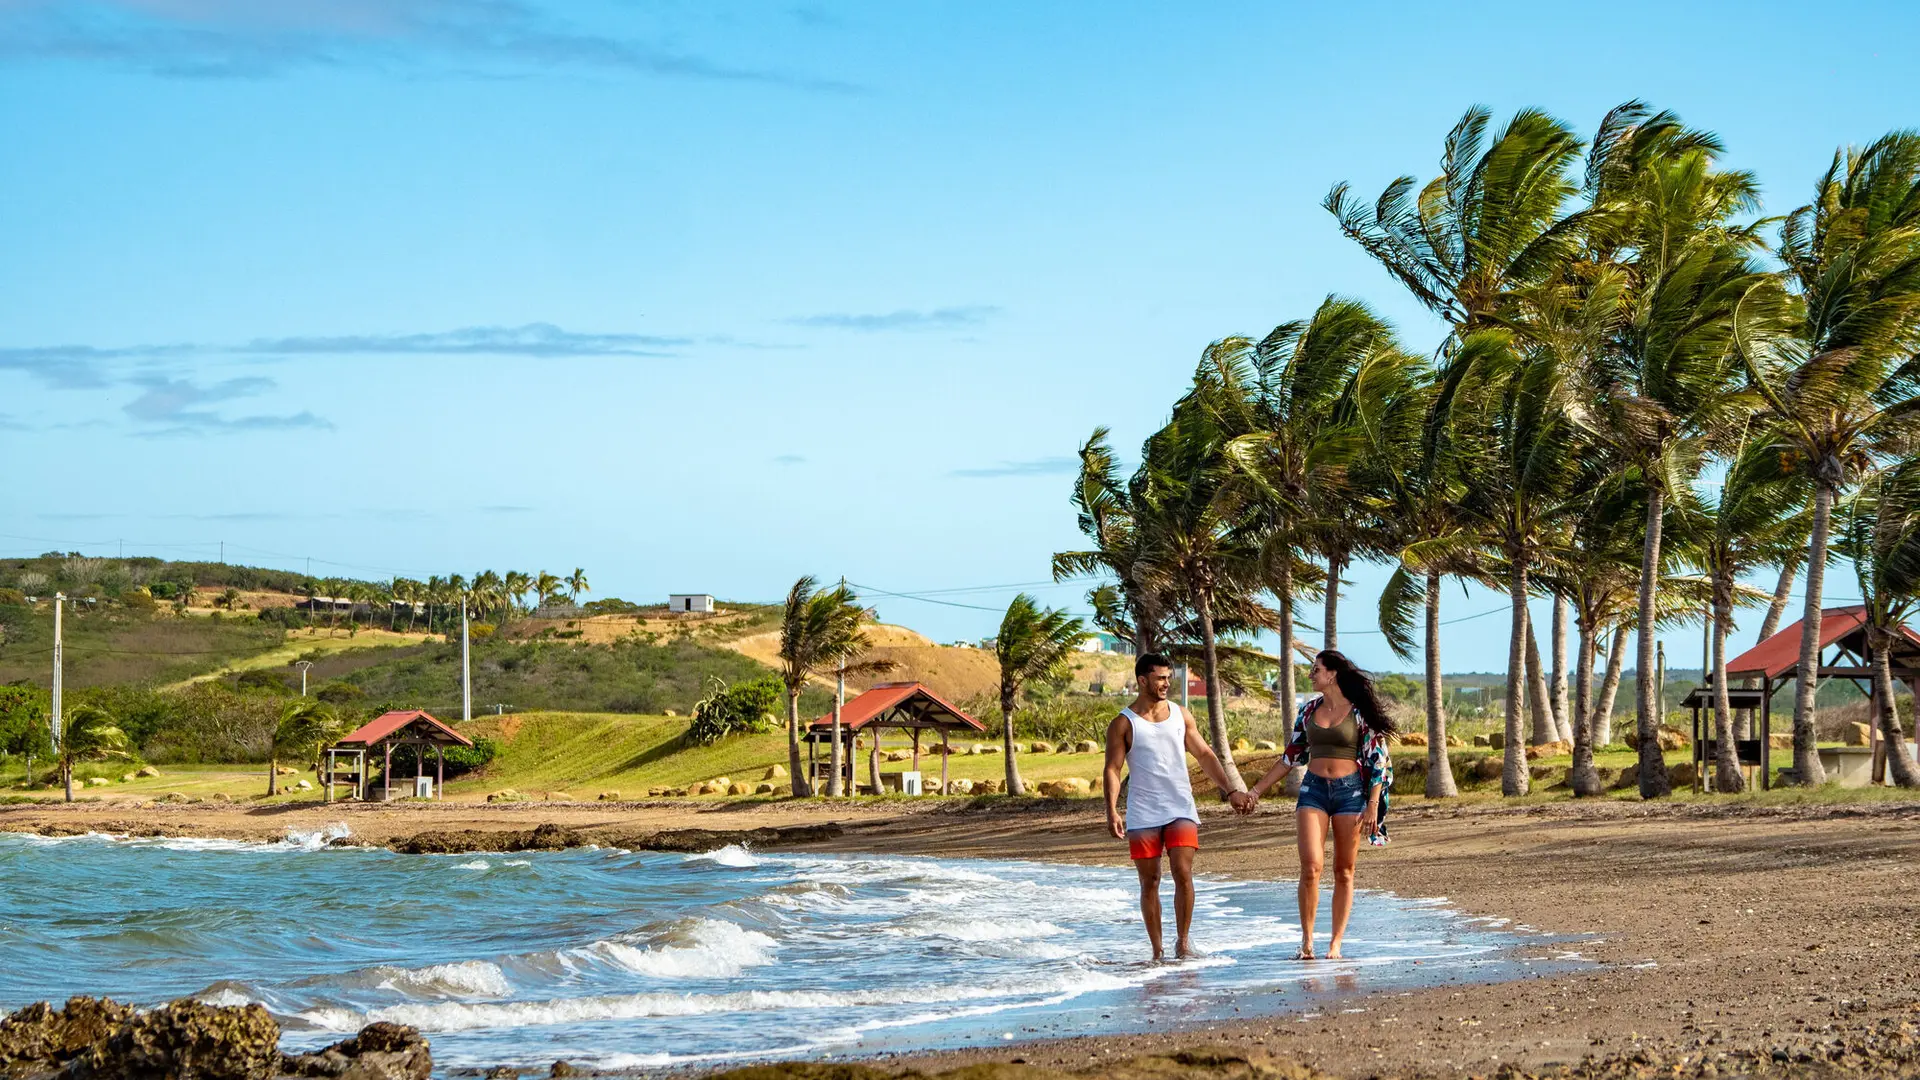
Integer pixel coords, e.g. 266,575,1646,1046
1103,652,1251,961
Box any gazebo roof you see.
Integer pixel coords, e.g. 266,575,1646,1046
1723,606,1920,682
335,709,474,748
806,682,987,738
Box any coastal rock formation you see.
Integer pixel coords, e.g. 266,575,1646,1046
389,822,842,856
0,997,416,1080
279,1022,430,1080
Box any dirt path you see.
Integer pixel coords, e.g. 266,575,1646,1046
5,797,1918,1077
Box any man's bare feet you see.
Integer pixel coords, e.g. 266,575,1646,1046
1175,941,1205,960
1294,946,1316,960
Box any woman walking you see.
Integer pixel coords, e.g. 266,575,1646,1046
1243,650,1396,959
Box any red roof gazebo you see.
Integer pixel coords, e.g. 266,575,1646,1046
1703,606,1920,789
327,709,473,802
805,682,986,794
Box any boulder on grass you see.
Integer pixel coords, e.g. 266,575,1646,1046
764,764,788,779
86,777,111,787
597,792,621,801
1076,740,1100,753
978,744,1000,755
1398,731,1428,747
1845,722,1873,747
1254,739,1279,751
1231,738,1252,753
1524,740,1571,760
1610,766,1640,789
973,778,1001,795
487,789,528,804
1029,741,1054,754
948,779,974,795
293,780,312,791
120,773,138,783
1446,735,1468,748
755,782,776,794
543,792,574,802
135,765,161,778
1473,733,1492,748
1472,757,1504,782
1668,761,1699,787
1624,724,1692,751
275,766,298,776
729,782,753,796
1488,732,1506,751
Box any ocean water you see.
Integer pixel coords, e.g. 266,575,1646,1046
0,828,1557,1073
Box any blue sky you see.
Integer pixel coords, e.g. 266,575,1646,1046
2,0,1916,673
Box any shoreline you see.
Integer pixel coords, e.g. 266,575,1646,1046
5,797,1919,1078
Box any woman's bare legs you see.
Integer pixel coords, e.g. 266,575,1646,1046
1295,807,1328,959
1325,813,1362,958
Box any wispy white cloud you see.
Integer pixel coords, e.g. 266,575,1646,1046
243,323,688,358
786,306,1002,332
123,374,332,436
951,456,1077,479
0,0,863,90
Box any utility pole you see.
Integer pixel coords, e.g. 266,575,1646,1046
219,540,224,563
834,575,846,797
295,660,313,697
50,593,64,756
461,596,472,724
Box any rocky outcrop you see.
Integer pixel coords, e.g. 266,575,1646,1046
0,997,422,1080
279,1022,430,1080
389,822,842,856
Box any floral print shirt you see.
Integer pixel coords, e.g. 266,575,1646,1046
1280,695,1395,843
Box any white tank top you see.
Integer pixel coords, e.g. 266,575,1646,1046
1123,704,1201,831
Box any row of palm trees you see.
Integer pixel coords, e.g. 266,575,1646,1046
772,577,1089,798
296,568,590,634
1056,101,1920,798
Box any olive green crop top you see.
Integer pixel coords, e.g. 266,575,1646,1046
1307,709,1360,762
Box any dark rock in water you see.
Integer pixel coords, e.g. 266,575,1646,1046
279,1022,431,1080
0,996,137,1072
548,1063,582,1078
387,822,842,856
0,997,429,1080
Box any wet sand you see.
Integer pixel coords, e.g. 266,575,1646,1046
6,795,1919,1077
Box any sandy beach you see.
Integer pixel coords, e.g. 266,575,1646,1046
5,795,1919,1078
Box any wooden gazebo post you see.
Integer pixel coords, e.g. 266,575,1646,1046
940,729,950,792
382,743,393,802
912,728,921,772
435,744,444,800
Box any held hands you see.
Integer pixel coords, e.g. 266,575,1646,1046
1227,789,1259,815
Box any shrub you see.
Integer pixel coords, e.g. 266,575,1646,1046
0,589,24,607
583,597,647,616
687,676,783,744
315,681,366,705
235,670,291,694
386,736,496,778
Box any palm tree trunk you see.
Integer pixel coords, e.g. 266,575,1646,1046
1758,556,1801,644
1870,626,1920,788
1002,687,1026,796
1570,614,1602,796
786,689,811,797
1790,482,1834,785
1323,549,1343,651
1275,558,1296,717
63,758,73,803
1711,580,1745,793
1636,485,1673,798
1502,556,1530,797
1424,568,1457,797
1193,583,1245,793
1525,623,1555,745
1550,596,1570,742
269,754,278,797
1593,625,1629,748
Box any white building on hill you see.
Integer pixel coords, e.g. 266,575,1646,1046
669,593,715,614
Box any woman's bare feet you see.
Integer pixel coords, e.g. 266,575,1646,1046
1294,945,1316,960
1326,943,1345,959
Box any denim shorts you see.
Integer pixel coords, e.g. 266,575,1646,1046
1297,770,1366,816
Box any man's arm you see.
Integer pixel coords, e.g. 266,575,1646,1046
1103,714,1129,839
1182,714,1249,803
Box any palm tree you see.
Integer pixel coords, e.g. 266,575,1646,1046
503,571,533,615
1577,102,1773,798
1838,460,1920,787
58,704,129,802
536,571,564,609
994,595,1088,796
1131,341,1282,789
319,577,344,634
566,568,590,605
270,699,342,796
1432,330,1588,795
1054,429,1167,656
776,576,893,797
1680,433,1811,792
424,576,447,634
1739,131,1920,785
471,571,504,620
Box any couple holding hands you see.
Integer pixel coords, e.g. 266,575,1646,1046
1101,649,1397,962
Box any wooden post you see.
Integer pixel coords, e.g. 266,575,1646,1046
435,744,444,800
382,743,392,803
324,750,333,804
1871,678,1886,785
941,729,950,792
1761,677,1773,791
912,728,921,772
416,739,426,797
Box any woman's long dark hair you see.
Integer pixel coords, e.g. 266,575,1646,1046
1317,649,1397,737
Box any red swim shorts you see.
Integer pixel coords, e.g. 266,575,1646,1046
1127,818,1199,860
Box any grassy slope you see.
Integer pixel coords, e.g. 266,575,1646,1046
0,605,287,688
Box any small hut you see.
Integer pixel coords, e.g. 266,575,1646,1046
326,709,473,803
805,682,987,795
1701,605,1920,788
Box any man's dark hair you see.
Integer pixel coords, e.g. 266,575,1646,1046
1135,652,1172,677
